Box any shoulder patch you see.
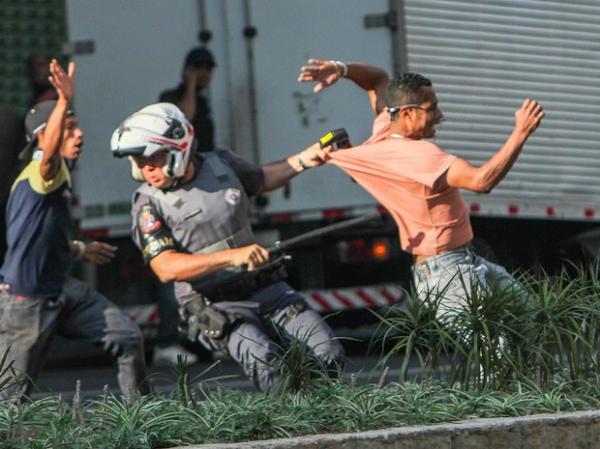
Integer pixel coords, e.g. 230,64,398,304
134,203,175,263
224,188,241,206
139,205,162,234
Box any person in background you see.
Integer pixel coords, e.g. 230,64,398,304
25,53,58,109
159,46,216,153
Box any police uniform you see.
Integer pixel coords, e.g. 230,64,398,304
0,152,150,402
131,149,343,391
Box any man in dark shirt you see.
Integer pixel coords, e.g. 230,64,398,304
0,60,150,402
159,46,216,153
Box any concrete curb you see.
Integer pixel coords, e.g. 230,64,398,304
169,409,600,449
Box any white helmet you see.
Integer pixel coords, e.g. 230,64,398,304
110,102,196,181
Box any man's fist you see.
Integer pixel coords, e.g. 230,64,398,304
515,98,544,137
229,244,270,271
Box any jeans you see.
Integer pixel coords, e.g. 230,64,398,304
412,246,525,319
0,277,150,402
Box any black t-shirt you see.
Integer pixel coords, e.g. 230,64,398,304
159,84,215,153
0,157,72,297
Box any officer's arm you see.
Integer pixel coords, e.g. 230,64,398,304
135,202,269,282
149,246,269,282
298,58,389,115
258,142,331,193
39,60,75,181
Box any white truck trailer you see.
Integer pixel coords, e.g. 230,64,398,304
58,0,600,322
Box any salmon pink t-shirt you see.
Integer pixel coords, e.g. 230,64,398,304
328,115,473,255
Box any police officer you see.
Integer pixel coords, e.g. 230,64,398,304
111,103,344,392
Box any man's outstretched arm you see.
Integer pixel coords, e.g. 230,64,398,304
444,99,545,194
39,59,75,181
257,142,332,193
298,58,389,115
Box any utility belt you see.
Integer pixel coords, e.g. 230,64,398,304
179,258,288,344
178,297,229,342
195,258,288,303
178,289,307,345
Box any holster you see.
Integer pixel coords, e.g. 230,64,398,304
178,297,230,342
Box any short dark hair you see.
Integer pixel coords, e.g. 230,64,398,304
183,47,216,69
385,73,432,108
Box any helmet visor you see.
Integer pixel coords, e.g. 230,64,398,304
130,149,170,168
112,145,147,158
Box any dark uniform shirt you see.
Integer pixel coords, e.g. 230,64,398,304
0,154,71,297
130,149,263,303
159,84,214,153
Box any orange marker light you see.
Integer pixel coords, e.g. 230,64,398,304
372,240,389,260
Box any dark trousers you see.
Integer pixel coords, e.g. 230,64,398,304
155,281,180,347
0,277,150,402
199,282,344,392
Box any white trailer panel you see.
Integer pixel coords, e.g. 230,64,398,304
403,0,600,220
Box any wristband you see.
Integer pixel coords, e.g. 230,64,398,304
331,60,348,78
72,240,86,260
297,155,310,171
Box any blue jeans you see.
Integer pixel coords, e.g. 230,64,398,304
412,246,525,319
0,277,150,402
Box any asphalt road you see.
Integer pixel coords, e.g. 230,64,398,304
24,324,404,400
31,355,409,400
31,344,409,401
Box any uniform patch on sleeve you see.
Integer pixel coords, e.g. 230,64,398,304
224,188,241,206
136,204,175,263
139,206,162,234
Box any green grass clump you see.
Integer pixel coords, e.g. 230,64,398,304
3,264,600,447
376,263,600,391
1,379,599,448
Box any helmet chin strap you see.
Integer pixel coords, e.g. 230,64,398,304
160,152,183,189
162,152,176,177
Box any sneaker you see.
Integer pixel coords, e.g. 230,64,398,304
152,344,198,367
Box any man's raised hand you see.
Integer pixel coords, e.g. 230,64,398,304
515,98,544,137
48,59,75,103
298,58,342,93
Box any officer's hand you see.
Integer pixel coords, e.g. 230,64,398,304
515,98,544,137
48,59,75,103
298,58,341,93
230,244,270,271
297,142,332,169
83,241,118,265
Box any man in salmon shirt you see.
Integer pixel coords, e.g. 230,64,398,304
298,59,544,317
